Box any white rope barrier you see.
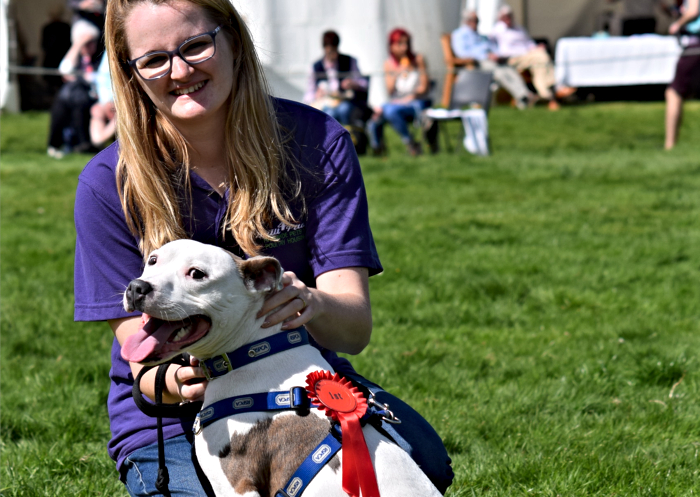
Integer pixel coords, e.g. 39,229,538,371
7,46,700,79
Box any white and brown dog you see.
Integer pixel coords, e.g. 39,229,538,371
122,239,441,497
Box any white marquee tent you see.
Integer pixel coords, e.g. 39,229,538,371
0,0,676,111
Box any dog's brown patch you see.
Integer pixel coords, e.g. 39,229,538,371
220,414,340,496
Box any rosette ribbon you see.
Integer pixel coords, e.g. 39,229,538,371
306,370,380,497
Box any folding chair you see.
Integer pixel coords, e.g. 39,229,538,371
439,33,477,108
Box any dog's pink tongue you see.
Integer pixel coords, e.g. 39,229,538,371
121,314,180,363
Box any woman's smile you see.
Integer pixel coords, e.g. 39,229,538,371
172,80,208,96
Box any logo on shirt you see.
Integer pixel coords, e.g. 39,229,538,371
263,222,306,250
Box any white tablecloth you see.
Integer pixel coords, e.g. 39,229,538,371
555,35,682,87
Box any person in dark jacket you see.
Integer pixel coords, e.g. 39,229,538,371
303,30,368,125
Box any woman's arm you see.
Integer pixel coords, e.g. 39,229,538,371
384,59,398,96
109,317,207,404
415,54,429,97
670,0,699,33
58,29,97,80
90,102,117,147
257,267,372,355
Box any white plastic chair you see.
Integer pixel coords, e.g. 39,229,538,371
425,69,493,155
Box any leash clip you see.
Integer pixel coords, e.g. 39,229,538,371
202,353,233,381
368,395,401,424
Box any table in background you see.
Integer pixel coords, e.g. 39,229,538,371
555,35,682,87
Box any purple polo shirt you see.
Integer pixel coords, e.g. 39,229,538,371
74,98,382,470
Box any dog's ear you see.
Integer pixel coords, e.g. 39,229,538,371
237,256,283,294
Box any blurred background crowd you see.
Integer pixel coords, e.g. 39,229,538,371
1,0,698,156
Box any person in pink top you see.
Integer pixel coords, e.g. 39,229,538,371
490,5,575,110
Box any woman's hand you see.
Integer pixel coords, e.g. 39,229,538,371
670,20,682,35
257,267,371,355
169,357,207,403
393,94,415,104
257,271,315,330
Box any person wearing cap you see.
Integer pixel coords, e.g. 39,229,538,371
451,9,535,110
304,30,368,125
490,5,575,110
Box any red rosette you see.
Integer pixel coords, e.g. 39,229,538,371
305,370,368,419
306,370,380,497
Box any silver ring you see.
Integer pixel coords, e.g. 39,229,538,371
297,296,307,310
174,365,187,404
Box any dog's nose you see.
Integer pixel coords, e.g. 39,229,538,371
125,279,153,312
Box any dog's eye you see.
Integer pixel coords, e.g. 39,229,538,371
188,268,207,280
148,255,157,266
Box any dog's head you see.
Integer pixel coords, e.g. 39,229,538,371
121,239,283,365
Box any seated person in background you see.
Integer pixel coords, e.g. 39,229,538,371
89,53,116,149
303,30,368,125
491,4,575,110
452,9,535,110
368,28,434,156
47,19,100,158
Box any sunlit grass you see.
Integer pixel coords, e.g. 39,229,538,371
3,103,700,495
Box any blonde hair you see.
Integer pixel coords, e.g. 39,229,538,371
106,0,299,257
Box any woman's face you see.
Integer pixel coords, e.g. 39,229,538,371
390,35,409,59
124,1,234,132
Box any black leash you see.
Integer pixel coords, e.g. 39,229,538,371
154,363,171,497
132,355,204,496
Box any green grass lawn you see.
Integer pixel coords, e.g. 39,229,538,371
3,102,700,496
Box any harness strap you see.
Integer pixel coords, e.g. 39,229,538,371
275,425,343,497
201,329,309,381
193,386,311,434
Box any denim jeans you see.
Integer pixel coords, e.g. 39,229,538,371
322,100,355,125
120,433,212,497
368,99,429,148
120,374,453,496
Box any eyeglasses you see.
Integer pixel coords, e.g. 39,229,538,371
128,25,221,80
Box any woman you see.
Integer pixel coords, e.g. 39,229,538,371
73,1,453,495
368,28,433,156
665,0,700,150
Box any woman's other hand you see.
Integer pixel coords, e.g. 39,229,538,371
257,271,315,330
256,267,372,355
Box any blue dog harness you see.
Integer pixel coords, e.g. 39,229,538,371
200,329,309,381
194,328,400,497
